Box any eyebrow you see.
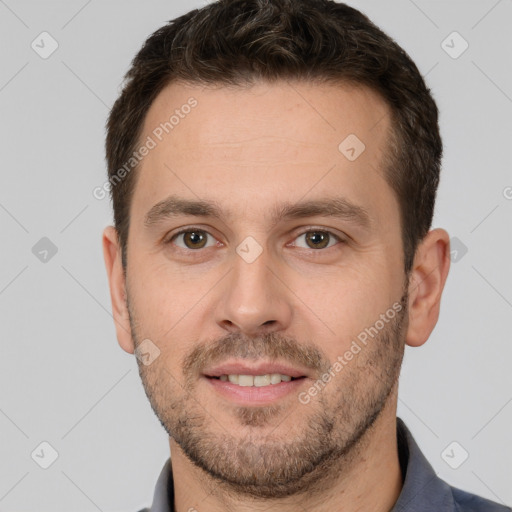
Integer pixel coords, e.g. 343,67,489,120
144,194,372,230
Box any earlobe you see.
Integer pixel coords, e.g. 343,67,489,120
102,226,135,354
405,228,451,348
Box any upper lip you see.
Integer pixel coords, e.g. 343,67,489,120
202,361,310,378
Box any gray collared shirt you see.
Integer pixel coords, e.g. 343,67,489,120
139,417,511,512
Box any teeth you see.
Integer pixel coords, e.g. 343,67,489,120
238,375,254,387
254,374,271,387
219,373,296,386
270,373,282,384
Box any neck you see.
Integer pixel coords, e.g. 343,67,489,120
171,395,403,512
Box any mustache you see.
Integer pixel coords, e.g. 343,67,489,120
182,331,329,377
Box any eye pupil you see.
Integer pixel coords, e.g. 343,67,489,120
184,231,207,248
306,231,329,249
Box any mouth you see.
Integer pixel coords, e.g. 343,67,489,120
202,361,310,380
201,361,310,405
206,374,306,387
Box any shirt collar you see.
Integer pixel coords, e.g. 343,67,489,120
147,457,173,512
391,417,456,511
147,417,456,512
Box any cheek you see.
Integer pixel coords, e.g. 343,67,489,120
295,263,394,336
127,260,216,342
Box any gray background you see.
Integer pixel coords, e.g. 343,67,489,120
0,0,511,510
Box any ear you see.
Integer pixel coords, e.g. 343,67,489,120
405,228,451,347
102,226,135,354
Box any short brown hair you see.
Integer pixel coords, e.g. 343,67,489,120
105,0,442,274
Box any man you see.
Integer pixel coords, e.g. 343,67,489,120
102,1,510,511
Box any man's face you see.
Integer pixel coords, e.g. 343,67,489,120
123,80,409,497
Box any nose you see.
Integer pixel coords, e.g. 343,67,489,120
214,246,293,336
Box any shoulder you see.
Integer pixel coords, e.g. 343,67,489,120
452,485,511,511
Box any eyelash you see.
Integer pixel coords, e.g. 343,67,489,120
164,226,345,251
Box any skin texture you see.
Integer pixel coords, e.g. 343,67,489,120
103,80,451,512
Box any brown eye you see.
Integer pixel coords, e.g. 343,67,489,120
292,230,341,250
172,230,213,249
304,231,331,249
183,231,207,249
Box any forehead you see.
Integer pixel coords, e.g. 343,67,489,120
143,79,390,150
132,79,397,230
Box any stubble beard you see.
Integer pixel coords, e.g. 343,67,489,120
128,288,409,500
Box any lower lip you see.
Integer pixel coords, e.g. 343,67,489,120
203,376,307,405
